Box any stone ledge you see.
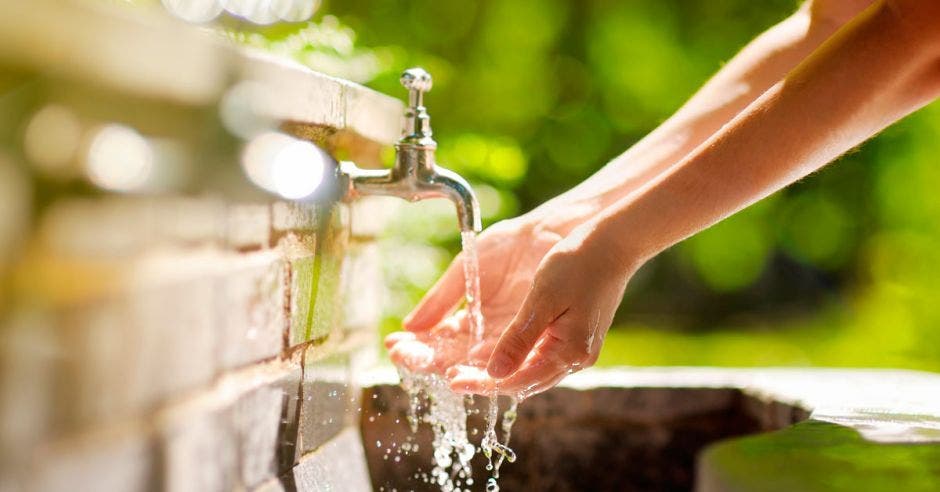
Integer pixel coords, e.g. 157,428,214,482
0,0,401,149
361,366,940,491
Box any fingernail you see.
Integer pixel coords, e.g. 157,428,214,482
487,356,511,378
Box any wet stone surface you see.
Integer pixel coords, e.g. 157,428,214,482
361,367,940,492
361,384,782,492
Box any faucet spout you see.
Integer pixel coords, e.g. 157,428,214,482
337,68,482,233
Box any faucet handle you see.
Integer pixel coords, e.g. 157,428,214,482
400,67,434,143
400,68,432,102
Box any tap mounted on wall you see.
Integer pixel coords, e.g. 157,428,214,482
337,68,482,233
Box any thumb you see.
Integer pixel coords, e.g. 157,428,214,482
487,285,553,379
403,254,466,331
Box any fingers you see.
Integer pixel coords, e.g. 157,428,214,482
384,331,415,349
486,287,553,378
386,311,474,374
388,338,435,372
450,337,572,397
402,255,466,332
455,323,598,397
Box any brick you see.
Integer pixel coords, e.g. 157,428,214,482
272,202,316,232
39,198,154,258
160,403,237,492
341,242,383,335
272,367,303,472
127,273,217,407
287,428,371,492
297,351,353,457
150,197,225,247
250,479,286,492
230,376,285,488
307,204,348,344
226,203,271,250
0,310,56,457
57,252,232,430
308,251,343,342
57,299,139,430
341,73,404,146
287,249,316,347
30,427,156,492
217,251,287,370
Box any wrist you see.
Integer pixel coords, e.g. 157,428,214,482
579,209,650,277
522,196,604,237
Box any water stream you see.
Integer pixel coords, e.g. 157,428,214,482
397,230,519,491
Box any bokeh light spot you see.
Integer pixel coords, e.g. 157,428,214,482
24,105,82,176
85,124,154,192
242,131,327,199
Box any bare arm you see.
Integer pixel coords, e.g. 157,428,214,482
596,0,940,267
477,0,940,392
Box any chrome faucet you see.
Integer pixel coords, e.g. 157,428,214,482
338,68,482,233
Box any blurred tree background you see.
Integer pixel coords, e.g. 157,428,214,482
190,0,940,370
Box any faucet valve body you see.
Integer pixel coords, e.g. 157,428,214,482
338,68,482,233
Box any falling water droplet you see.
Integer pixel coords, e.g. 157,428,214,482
486,477,500,492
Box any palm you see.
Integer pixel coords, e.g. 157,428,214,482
386,219,561,374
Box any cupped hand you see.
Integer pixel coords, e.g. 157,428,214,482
385,216,564,374
447,223,636,398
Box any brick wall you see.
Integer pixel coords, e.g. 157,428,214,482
0,196,385,492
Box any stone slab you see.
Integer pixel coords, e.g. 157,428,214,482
361,366,940,491
0,0,403,149
297,352,353,458
287,428,371,492
217,251,287,370
29,426,156,492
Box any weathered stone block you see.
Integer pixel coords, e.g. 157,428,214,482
273,367,303,473
272,202,316,233
249,479,286,492
226,203,271,250
297,351,353,457
287,428,371,492
0,310,56,456
217,251,287,370
127,272,217,408
30,427,156,492
287,247,317,347
309,251,343,342
150,197,225,247
230,365,301,489
341,242,383,336
309,204,348,345
160,402,238,492
57,299,139,430
40,198,154,258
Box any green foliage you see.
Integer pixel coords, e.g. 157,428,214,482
236,0,940,370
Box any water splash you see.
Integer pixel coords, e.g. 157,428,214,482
397,230,519,491
400,368,475,492
481,394,518,479
462,230,518,489
460,230,485,352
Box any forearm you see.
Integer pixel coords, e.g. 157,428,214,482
529,0,872,233
592,0,940,268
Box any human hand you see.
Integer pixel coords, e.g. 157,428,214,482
446,223,635,398
385,215,564,374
